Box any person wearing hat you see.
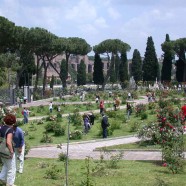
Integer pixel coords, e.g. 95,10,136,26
0,114,17,186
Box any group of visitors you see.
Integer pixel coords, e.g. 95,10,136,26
0,114,25,186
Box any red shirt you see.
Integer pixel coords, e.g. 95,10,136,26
100,101,104,109
181,105,186,116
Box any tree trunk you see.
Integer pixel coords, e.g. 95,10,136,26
102,53,113,90
34,56,41,91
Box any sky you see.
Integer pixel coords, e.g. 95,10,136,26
0,0,186,59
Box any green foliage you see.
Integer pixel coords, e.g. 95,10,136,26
45,122,54,132
93,53,104,85
131,49,143,83
53,123,65,136
70,130,82,140
161,34,173,82
58,152,67,162
140,112,148,120
50,75,54,89
37,105,45,113
138,122,158,142
143,36,159,81
130,121,141,132
135,103,146,116
44,164,62,180
70,111,82,127
158,99,170,108
77,60,86,86
24,141,30,156
40,132,53,143
148,102,157,110
107,152,123,169
119,52,129,88
80,157,94,186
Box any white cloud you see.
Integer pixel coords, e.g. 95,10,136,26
107,7,121,20
64,0,97,22
94,17,108,28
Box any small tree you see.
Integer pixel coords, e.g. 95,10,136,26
119,52,128,89
93,53,104,85
131,49,142,83
77,60,86,86
143,36,159,81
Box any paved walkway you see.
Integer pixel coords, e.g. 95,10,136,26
16,96,148,121
26,135,186,160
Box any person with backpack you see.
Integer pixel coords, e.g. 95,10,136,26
0,114,17,186
101,113,109,138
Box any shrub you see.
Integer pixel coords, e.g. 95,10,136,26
110,121,121,130
69,130,82,140
58,152,67,161
53,123,65,136
70,112,82,127
141,112,148,120
148,102,156,110
135,104,146,117
44,164,62,180
45,122,54,132
130,121,141,132
40,132,53,143
37,105,45,113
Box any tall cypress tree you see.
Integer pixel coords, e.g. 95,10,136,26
142,36,159,81
131,49,142,83
119,52,128,88
115,54,120,81
161,34,173,82
110,54,117,83
175,50,185,82
60,59,68,88
77,60,86,86
93,53,104,85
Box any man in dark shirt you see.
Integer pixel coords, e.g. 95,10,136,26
101,113,109,138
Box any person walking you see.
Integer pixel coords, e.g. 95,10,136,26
13,125,25,174
22,108,29,124
83,114,90,134
126,103,132,120
49,102,53,113
0,114,17,186
99,100,104,114
101,113,109,138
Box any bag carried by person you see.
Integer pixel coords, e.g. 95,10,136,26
0,128,12,159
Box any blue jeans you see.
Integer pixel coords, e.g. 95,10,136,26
127,110,131,120
102,128,107,138
24,116,28,124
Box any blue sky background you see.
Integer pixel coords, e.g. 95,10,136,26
0,0,186,58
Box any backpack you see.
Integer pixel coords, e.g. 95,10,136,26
0,127,12,159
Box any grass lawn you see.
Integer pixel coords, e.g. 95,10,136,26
20,107,157,147
5,158,186,186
